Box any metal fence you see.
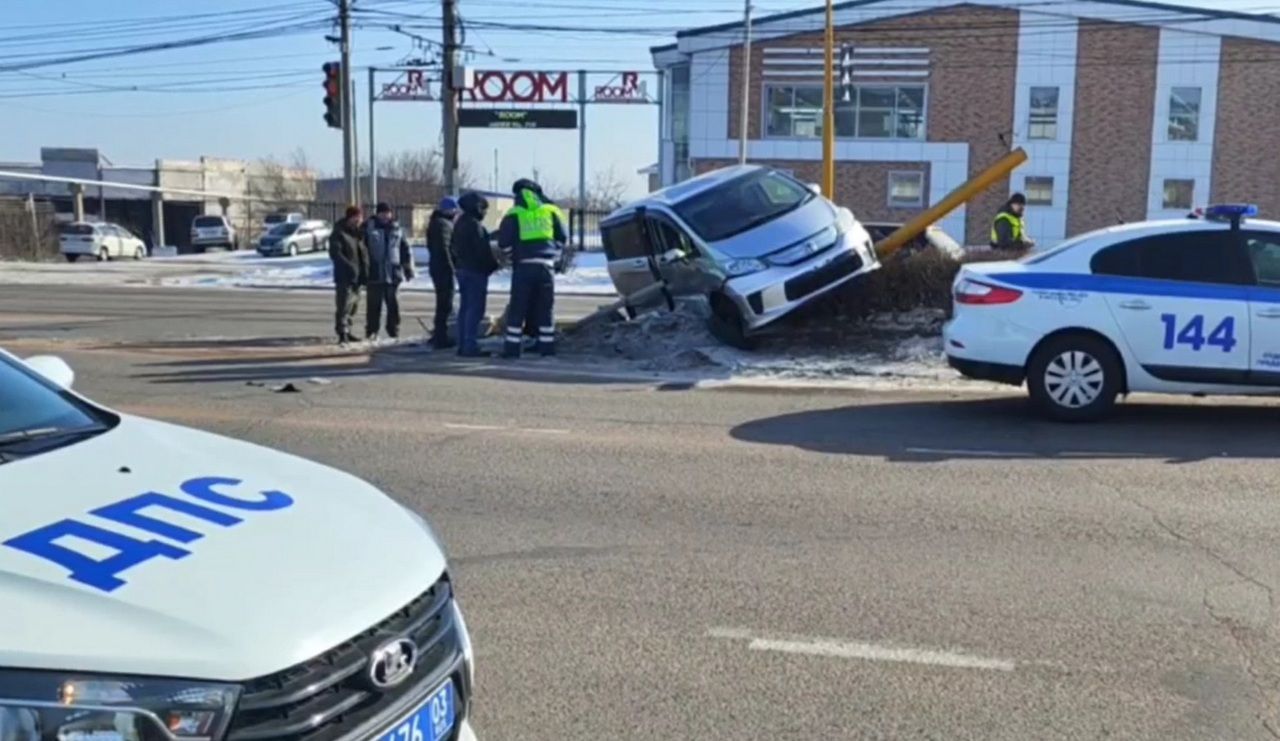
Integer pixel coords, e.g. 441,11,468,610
568,208,610,251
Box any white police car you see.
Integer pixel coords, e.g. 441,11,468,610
0,349,477,741
945,204,1280,421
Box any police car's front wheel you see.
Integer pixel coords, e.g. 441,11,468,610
1027,334,1121,422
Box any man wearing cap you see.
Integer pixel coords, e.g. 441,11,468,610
497,179,568,358
328,205,368,345
426,197,459,349
990,193,1036,253
364,202,415,341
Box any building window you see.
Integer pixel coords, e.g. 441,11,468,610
1168,87,1201,142
764,84,925,139
1025,177,1054,206
1163,179,1195,210
1028,86,1059,140
671,64,691,182
888,171,925,207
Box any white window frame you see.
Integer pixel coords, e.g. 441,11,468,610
1162,178,1195,210
762,83,927,141
1025,176,1054,206
1027,86,1059,141
887,171,925,208
1167,87,1202,143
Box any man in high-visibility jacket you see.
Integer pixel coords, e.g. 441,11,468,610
498,179,568,358
990,192,1036,252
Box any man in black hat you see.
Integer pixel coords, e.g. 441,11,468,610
364,202,414,340
329,205,368,345
990,193,1036,252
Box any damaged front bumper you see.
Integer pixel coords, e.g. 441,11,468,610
725,232,880,332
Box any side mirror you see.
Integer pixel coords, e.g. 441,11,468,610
808,183,822,195
25,355,75,389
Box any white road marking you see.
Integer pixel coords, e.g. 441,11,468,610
708,627,1016,672
521,427,570,435
443,423,507,431
905,447,1033,458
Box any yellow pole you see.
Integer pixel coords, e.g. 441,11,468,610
822,0,835,197
874,148,1029,260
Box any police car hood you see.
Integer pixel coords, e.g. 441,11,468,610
0,414,447,681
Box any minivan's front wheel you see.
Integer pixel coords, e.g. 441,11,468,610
1027,334,1121,422
707,293,758,351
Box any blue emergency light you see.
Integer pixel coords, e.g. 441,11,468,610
1204,203,1258,228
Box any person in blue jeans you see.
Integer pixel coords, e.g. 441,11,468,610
448,192,497,357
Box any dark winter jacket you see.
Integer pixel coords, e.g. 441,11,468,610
328,221,368,287
426,209,456,276
364,217,414,284
451,192,499,275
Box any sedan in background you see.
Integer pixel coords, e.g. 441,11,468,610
58,222,147,263
256,219,331,257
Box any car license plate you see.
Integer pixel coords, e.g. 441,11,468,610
377,681,455,741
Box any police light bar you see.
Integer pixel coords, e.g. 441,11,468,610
1204,203,1258,223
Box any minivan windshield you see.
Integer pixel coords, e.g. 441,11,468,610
193,216,224,228
269,222,300,235
673,169,814,242
0,355,110,462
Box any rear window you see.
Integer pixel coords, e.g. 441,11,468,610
59,224,95,236
194,216,224,227
1090,230,1250,285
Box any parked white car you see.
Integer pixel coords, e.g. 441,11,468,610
945,204,1280,421
190,215,239,253
0,348,477,741
58,222,147,263
257,219,332,257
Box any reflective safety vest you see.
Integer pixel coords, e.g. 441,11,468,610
990,212,1025,246
511,197,563,243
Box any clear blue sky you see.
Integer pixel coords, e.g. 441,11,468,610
0,0,1274,200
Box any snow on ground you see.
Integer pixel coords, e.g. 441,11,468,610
0,248,617,296
557,298,981,389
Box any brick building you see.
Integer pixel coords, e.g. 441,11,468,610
650,0,1280,247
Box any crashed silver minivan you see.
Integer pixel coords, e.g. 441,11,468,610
600,165,879,346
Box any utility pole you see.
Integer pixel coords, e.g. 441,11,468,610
339,0,356,204
368,67,378,206
738,0,752,165
821,0,835,197
442,0,460,196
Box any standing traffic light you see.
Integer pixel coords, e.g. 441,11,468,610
322,62,341,129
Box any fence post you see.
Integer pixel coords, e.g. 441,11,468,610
27,194,39,260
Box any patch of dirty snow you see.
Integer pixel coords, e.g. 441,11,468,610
561,299,957,384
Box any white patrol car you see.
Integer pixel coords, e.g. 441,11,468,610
945,204,1280,421
0,350,477,741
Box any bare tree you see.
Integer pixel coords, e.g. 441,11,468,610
373,148,477,205
541,165,631,211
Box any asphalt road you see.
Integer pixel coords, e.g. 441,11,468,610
7,286,1280,739
0,284,608,344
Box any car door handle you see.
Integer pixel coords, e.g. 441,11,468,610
1257,308,1280,319
1118,300,1151,311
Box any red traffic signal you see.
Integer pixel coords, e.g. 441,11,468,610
322,62,341,129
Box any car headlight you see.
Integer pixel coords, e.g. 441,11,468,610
0,673,239,741
723,258,767,278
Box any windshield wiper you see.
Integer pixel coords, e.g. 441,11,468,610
0,426,104,447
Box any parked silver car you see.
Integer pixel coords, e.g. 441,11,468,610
256,219,332,257
600,165,879,347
